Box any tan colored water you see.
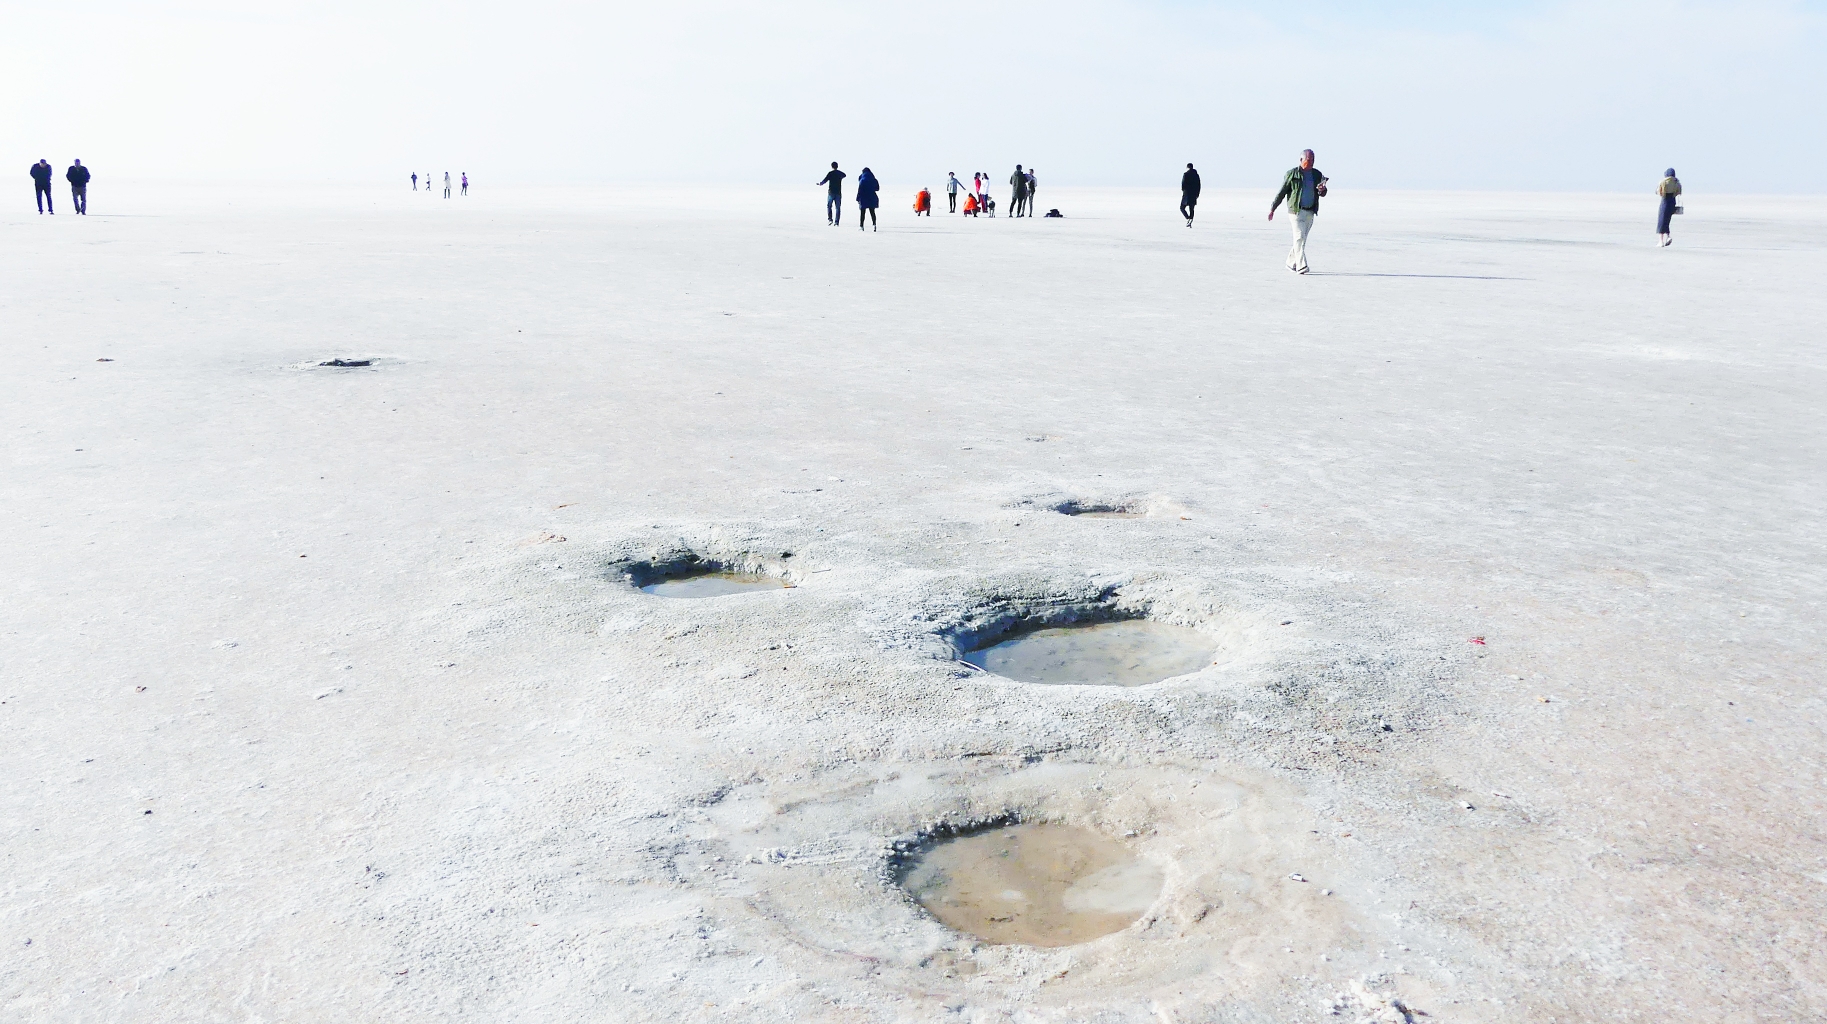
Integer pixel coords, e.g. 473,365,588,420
963,619,1215,685
898,823,1163,946
639,571,788,598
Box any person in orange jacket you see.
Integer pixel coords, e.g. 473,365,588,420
963,192,979,217
915,187,932,216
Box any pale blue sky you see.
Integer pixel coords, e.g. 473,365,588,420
4,1,1821,190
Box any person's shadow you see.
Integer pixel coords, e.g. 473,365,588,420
1305,271,1526,280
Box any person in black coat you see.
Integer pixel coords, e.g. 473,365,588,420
855,167,880,231
1180,163,1201,227
66,159,91,215
31,160,54,214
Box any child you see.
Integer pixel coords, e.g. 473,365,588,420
915,188,932,216
963,193,979,217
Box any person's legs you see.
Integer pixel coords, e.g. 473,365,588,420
35,185,45,213
1289,211,1315,271
828,194,840,225
38,185,53,213
1657,196,1674,244
73,186,85,214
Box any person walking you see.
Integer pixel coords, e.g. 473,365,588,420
945,172,965,213
1656,168,1682,247
856,167,881,231
443,171,452,198
461,172,469,196
1269,149,1328,274
817,162,847,225
412,172,419,190
65,159,90,214
1009,164,1028,218
1025,168,1038,214
1180,163,1201,226
31,159,55,214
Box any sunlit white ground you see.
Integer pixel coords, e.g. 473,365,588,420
3,182,1824,1023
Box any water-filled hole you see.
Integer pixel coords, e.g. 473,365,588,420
639,569,788,599
963,619,1215,686
896,822,1163,947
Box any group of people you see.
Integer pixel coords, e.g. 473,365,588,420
410,172,468,196
818,164,1055,226
29,159,90,214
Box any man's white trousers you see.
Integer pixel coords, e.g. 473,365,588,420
1287,210,1315,271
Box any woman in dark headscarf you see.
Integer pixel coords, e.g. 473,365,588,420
1656,168,1682,247
855,167,880,232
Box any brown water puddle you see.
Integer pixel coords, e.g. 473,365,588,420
640,571,788,598
963,619,1214,686
898,822,1163,946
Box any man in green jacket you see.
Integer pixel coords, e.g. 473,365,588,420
1269,149,1328,274
1009,164,1028,218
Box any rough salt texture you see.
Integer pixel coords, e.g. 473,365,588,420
3,183,1824,1023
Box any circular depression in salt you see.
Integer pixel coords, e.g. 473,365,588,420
897,823,1163,947
963,619,1216,686
639,570,789,598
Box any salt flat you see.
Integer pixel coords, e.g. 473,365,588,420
2,183,1824,1022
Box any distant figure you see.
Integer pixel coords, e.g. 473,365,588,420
426,173,432,195
1025,169,1038,213
461,172,469,196
972,171,984,202
66,159,90,215
31,159,54,214
1269,149,1327,274
856,167,880,231
946,172,964,212
963,192,980,217
1009,164,1027,218
443,172,452,198
1180,163,1201,226
817,162,847,225
1043,208,1063,218
1656,168,1682,247
915,187,932,216
411,172,419,190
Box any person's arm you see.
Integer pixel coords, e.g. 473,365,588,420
1269,170,1292,219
